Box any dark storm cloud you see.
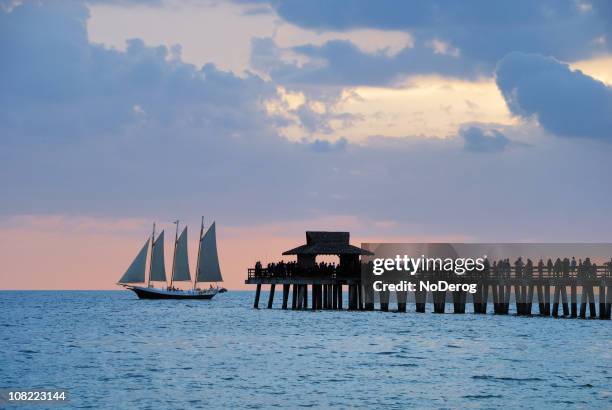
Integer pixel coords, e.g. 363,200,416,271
495,52,612,140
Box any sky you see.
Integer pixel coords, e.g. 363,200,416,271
1,0,611,290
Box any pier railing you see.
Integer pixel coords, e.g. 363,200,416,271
248,264,611,280
248,267,339,279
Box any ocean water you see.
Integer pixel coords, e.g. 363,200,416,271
0,291,610,409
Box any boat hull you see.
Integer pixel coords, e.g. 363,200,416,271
127,286,218,300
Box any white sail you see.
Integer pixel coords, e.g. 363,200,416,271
150,230,167,282
197,222,223,283
173,227,191,281
118,239,150,284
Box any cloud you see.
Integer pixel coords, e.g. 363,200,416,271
0,1,279,142
266,0,611,65
1,0,612,245
495,52,612,140
251,37,483,86
243,0,612,87
307,138,348,153
460,126,510,153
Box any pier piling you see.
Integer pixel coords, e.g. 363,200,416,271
571,284,578,317
267,284,275,309
254,284,261,309
282,284,290,309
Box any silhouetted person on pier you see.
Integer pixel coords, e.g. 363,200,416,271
571,257,577,275
554,258,562,278
547,259,553,277
482,257,490,277
255,261,262,276
515,257,524,279
492,260,498,277
583,257,592,279
538,259,544,278
499,259,510,278
562,257,570,278
525,258,533,278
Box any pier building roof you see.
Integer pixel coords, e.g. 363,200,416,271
282,231,374,256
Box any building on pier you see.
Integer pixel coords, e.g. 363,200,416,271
281,231,373,278
247,231,372,310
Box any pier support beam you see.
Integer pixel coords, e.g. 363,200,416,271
571,284,578,317
323,285,328,309
379,289,389,312
599,283,606,320
337,285,343,310
589,285,596,318
358,284,364,310
331,285,338,309
552,285,560,317
415,289,426,313
254,284,261,309
526,285,534,315
475,284,489,314
296,285,303,310
552,285,569,317
492,284,499,314
292,284,298,310
544,285,551,316
433,291,446,313
483,283,490,313
453,290,466,314
515,284,523,315
396,290,407,313
580,284,597,318
537,285,544,315
267,284,275,309
503,284,511,314
514,285,520,315
606,283,611,320
282,284,290,310
364,284,374,311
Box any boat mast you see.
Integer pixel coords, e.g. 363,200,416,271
194,216,204,290
170,220,179,288
147,222,155,288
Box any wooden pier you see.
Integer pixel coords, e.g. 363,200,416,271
247,273,611,319
246,232,611,319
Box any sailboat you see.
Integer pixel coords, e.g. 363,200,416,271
117,218,224,299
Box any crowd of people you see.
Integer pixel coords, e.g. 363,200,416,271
252,257,608,279
252,260,342,278
489,257,603,278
